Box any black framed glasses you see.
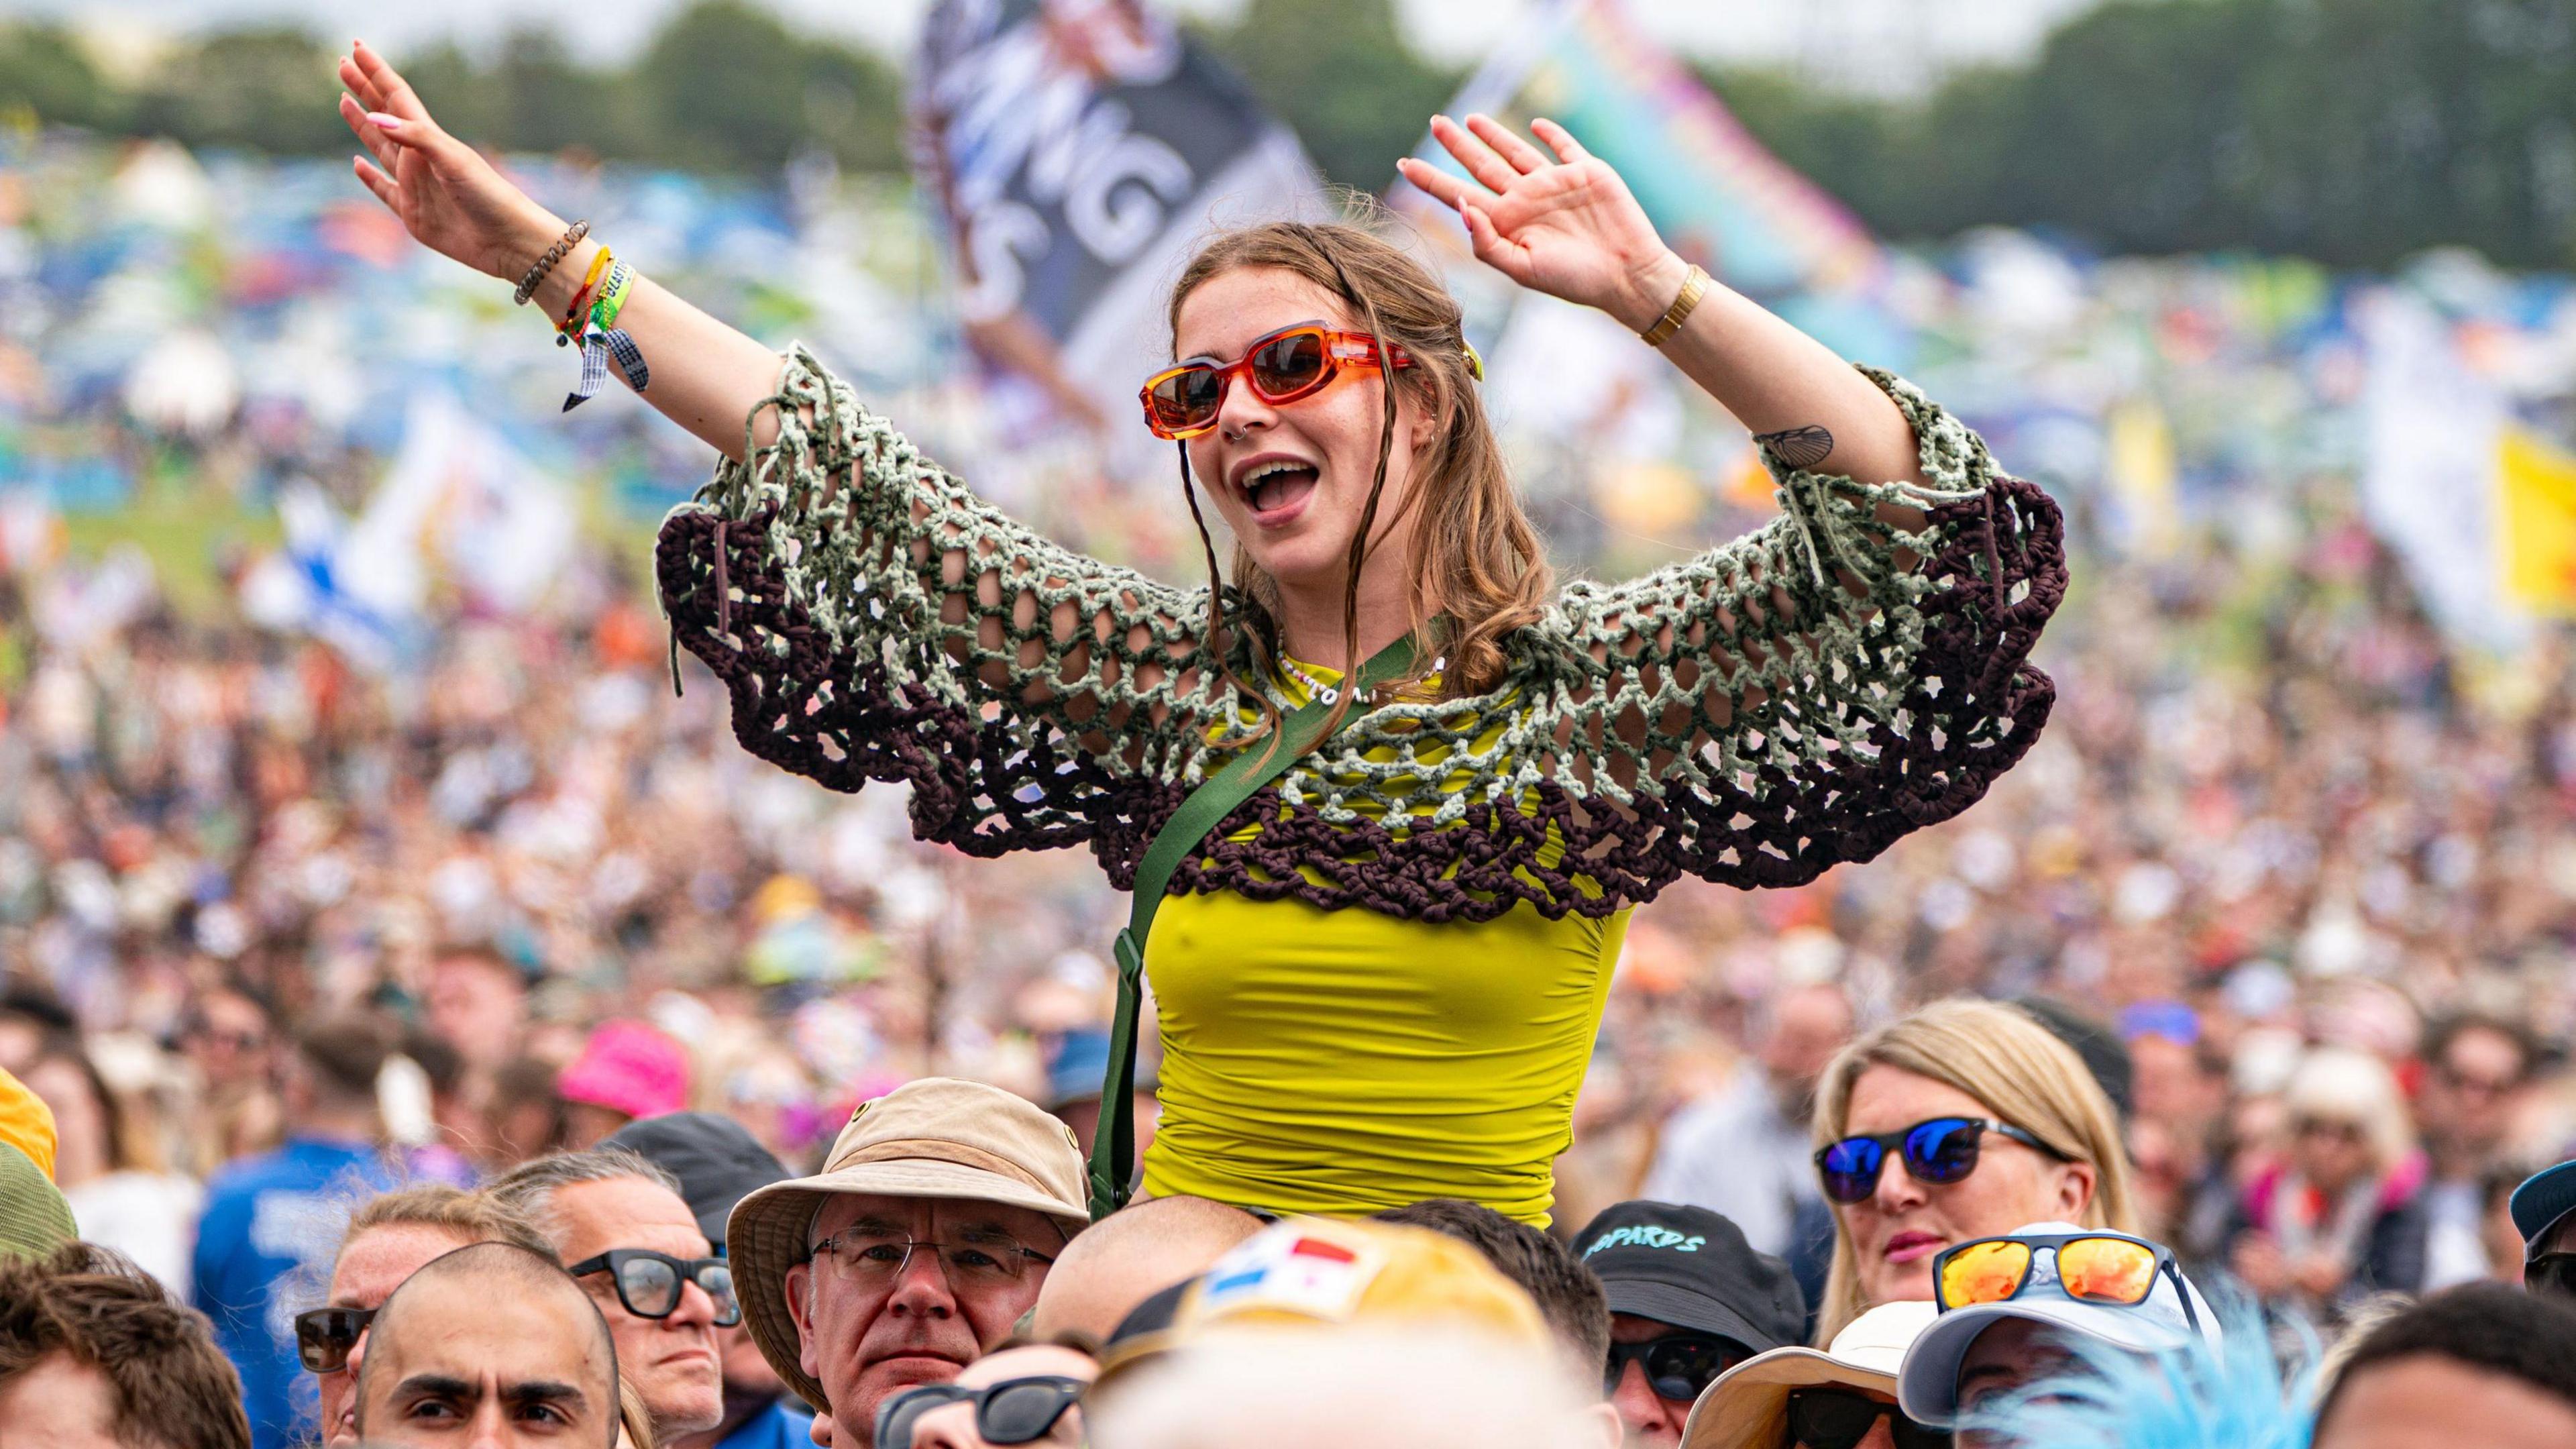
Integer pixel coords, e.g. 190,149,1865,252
1601,1331,1750,1402
2528,1252,2576,1301
1814,1117,2069,1204
873,1375,1087,1448
808,1229,1059,1291
294,1305,378,1375
1786,1388,1950,1449
566,1248,741,1327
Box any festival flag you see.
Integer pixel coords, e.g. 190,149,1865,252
2357,287,2527,651
2497,425,2576,615
910,0,1325,450
1397,0,1901,362
239,392,576,670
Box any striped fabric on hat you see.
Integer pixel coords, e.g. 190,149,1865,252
0,1142,75,1261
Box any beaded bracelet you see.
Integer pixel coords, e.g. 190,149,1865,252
513,219,590,307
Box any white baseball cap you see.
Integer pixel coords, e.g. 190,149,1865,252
1896,1222,2219,1429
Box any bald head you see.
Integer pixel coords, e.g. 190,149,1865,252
356,1242,619,1448
1032,1195,1262,1342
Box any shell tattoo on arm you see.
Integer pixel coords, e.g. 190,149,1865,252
1752,425,1835,472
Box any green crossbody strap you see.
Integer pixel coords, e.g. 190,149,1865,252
1085,629,1424,1220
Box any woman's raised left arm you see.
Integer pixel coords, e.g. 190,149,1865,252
1402,116,2063,888
1398,113,1924,487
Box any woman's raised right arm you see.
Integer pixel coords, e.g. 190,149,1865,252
339,42,780,460
336,43,1225,850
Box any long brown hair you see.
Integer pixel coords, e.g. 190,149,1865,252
1166,215,1550,756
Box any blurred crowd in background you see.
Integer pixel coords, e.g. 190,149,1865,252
11,0,2576,1440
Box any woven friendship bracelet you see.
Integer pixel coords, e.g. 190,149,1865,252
1640,264,1710,347
562,259,649,411
513,219,590,307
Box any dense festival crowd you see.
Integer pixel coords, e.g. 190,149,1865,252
8,450,2576,1447
9,32,2576,1444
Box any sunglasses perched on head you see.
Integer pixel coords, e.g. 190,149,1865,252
1814,1117,2068,1204
1933,1231,2201,1333
874,1375,1087,1449
566,1248,741,1327
2528,1252,2576,1301
294,1305,377,1375
1139,321,1415,440
1786,1388,1949,1449
1601,1331,1750,1402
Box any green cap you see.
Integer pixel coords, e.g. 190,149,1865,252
0,1142,76,1260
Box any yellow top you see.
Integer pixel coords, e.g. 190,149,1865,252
1138,655,1632,1225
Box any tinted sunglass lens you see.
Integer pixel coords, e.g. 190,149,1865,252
1937,1239,2031,1309
1149,372,1218,431
1904,1118,1985,1183
1786,1391,1881,1449
981,1382,1073,1444
1819,1138,1884,1203
1249,331,1328,397
1645,1338,1730,1401
876,1387,960,1449
295,1318,350,1373
2530,1255,2576,1299
2057,1237,2157,1304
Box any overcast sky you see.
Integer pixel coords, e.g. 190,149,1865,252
16,0,2102,92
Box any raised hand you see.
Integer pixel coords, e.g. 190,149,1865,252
336,41,564,282
1397,114,1691,335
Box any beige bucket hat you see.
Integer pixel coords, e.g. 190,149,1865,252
725,1077,1089,1411
1680,1299,1939,1449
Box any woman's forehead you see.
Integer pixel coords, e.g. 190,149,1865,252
1173,266,1351,358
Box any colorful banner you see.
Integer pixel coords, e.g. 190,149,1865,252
912,0,1324,443
2498,425,2576,614
1400,0,1894,352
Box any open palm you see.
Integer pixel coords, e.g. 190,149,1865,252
1396,115,1682,331
336,41,557,281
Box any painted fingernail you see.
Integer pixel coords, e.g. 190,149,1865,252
367,111,403,130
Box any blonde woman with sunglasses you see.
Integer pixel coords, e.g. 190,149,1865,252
334,42,2065,1228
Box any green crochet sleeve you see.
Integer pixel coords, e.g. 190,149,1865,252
1548,366,2017,798
655,346,1227,852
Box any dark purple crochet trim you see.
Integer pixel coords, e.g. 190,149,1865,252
655,474,2065,918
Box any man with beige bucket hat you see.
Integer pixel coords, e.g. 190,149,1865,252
727,1077,1091,1447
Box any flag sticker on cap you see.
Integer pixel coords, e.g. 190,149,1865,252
1195,1228,1383,1322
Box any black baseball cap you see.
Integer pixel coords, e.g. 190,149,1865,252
605,1112,788,1249
1571,1201,1805,1354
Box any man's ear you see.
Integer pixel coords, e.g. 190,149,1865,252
784,1260,822,1379
1582,1399,1624,1449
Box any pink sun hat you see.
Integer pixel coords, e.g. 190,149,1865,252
557,1021,692,1122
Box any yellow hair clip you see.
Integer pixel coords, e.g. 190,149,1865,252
1463,341,1485,382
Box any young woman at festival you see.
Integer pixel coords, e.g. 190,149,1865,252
333,42,2063,1227
1807,1000,2139,1342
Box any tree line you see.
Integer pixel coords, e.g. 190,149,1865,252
5,0,2576,271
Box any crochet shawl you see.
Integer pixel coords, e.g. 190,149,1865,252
654,347,2065,923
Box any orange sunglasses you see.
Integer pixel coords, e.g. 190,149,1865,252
1139,321,1415,441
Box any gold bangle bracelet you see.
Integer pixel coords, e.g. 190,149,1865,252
1640,264,1709,347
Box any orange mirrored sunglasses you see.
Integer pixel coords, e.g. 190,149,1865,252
1138,321,1415,440
1933,1232,2200,1333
